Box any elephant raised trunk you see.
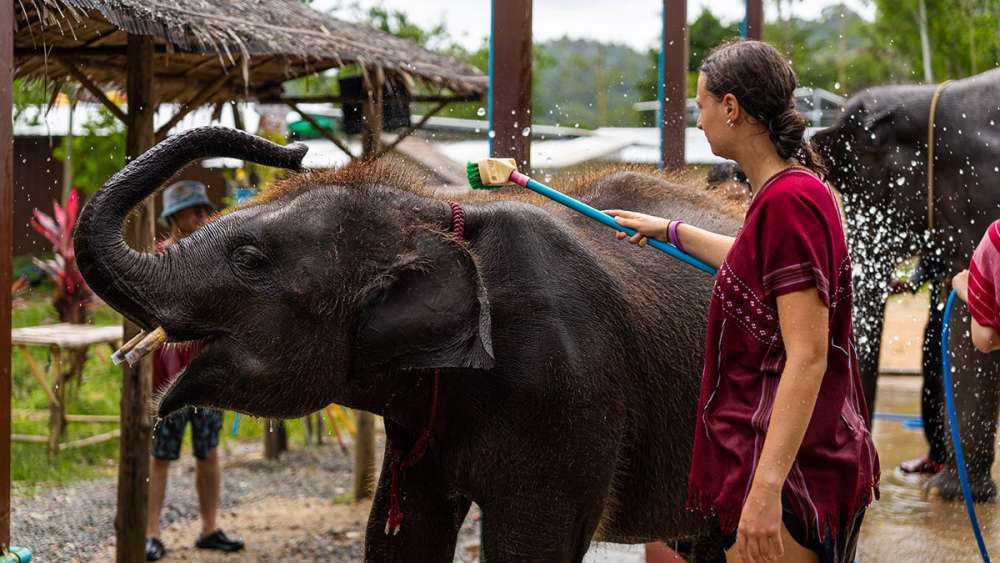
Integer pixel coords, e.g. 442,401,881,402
73,127,307,330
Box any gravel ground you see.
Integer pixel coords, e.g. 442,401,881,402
10,439,392,562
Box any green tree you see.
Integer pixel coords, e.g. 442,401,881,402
52,106,125,197
871,0,999,81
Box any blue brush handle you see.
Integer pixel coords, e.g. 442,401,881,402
521,176,718,275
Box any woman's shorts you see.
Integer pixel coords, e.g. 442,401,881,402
722,496,866,563
152,406,223,461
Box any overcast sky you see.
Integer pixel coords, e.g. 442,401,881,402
314,0,876,52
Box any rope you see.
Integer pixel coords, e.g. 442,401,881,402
926,80,952,232
942,289,991,562
383,201,464,535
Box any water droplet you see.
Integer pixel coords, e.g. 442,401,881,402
521,127,531,137
487,130,496,139
476,107,486,117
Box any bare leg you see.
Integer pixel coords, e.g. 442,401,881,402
146,458,171,538
195,448,221,536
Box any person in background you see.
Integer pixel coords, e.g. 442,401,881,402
952,218,1000,354
145,181,245,561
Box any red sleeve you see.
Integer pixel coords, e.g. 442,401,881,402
758,180,834,306
968,220,1000,329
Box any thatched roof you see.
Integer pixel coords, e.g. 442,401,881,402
12,0,487,104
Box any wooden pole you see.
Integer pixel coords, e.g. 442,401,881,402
489,0,532,171
660,0,688,171
350,70,385,500
1,0,13,551
352,410,376,500
360,66,385,159
744,0,764,40
116,33,156,563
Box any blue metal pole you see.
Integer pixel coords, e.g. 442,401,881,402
657,6,666,170
487,0,495,154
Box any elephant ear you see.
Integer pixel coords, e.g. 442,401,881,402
354,230,494,373
861,103,924,151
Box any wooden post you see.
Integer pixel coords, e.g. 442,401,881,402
489,0,532,170
352,410,376,500
263,419,287,459
360,67,384,159
116,33,156,563
349,68,384,500
1,0,14,550
744,0,764,40
46,348,65,456
659,0,688,171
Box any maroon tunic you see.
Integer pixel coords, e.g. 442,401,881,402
686,168,879,541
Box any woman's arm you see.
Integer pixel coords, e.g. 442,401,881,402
736,287,828,563
952,270,1000,353
604,209,735,270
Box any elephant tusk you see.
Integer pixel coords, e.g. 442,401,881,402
124,327,168,366
111,330,148,365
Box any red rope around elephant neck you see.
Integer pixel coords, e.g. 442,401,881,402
384,202,465,535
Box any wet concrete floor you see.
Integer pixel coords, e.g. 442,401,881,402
857,375,999,562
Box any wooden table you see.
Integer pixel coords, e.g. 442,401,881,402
11,323,123,455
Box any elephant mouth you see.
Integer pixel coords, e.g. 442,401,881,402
153,334,223,418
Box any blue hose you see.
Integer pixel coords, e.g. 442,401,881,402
942,288,991,562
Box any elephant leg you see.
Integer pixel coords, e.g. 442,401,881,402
364,447,470,562
478,493,606,563
921,282,948,464
929,307,1000,502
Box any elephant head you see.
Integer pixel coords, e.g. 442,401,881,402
74,127,494,420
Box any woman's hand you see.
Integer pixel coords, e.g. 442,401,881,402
604,210,671,248
735,483,784,563
953,269,970,303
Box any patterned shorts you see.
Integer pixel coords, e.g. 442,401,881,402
152,406,223,461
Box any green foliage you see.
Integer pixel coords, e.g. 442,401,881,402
12,79,50,122
52,106,126,197
870,0,1000,81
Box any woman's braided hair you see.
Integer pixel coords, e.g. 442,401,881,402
699,40,827,177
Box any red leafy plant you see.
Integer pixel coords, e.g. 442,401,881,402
30,188,94,323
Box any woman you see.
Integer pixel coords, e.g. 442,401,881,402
951,218,1000,353
606,41,878,563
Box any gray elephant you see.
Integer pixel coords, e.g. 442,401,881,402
74,127,739,562
812,68,1000,500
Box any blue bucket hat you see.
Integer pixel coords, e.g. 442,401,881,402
160,180,215,225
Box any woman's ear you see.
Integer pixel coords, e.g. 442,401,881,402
722,93,741,125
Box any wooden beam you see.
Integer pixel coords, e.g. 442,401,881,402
1,0,13,548
272,93,482,105
285,100,354,160
659,0,688,171
155,71,236,141
57,57,128,124
371,100,449,160
46,348,64,456
745,0,764,40
63,429,121,450
17,345,59,407
117,33,156,563
489,0,533,170
10,435,47,444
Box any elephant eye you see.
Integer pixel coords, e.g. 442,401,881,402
233,245,267,271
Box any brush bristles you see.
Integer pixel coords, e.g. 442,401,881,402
466,161,493,190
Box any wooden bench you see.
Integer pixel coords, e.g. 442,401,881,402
11,323,123,455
